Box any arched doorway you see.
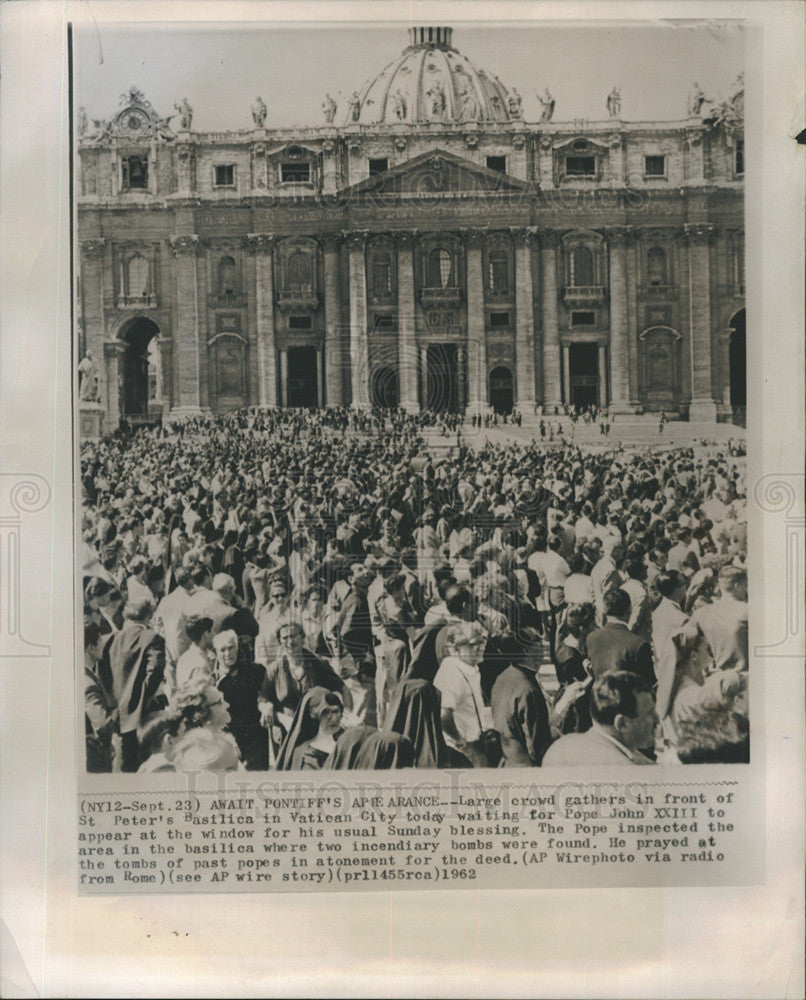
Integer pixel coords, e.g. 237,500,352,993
371,366,399,408
120,317,160,419
729,309,746,419
489,366,513,414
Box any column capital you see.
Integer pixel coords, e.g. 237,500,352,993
169,234,201,256
80,239,106,259
319,232,342,253
684,222,715,244
245,232,275,254
343,231,368,251
510,226,538,248
537,230,560,251
465,230,485,251
394,231,417,251
605,225,634,246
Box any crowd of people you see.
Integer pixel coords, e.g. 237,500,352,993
82,406,749,774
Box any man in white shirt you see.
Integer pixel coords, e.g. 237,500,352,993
174,615,215,691
651,570,689,658
589,540,621,626
434,622,490,768
527,534,570,662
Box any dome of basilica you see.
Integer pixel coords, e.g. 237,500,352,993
344,26,521,126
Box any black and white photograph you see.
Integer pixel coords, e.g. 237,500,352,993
1,1,803,994
76,20,750,777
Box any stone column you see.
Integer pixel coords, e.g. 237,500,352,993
79,239,107,423
316,347,325,407
684,223,717,421
625,235,640,407
420,345,429,408
598,345,608,407
456,346,466,411
513,227,537,413
103,340,126,428
346,233,370,408
606,227,633,413
396,233,419,412
540,233,562,408
464,231,487,414
157,336,173,412
322,234,343,407
247,233,278,407
280,349,288,408
169,234,203,418
562,344,570,406
719,328,733,407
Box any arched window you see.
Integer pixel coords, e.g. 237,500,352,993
127,255,150,298
571,246,594,286
218,256,237,298
647,247,667,287
427,248,453,288
287,251,313,294
371,250,392,297
488,252,509,294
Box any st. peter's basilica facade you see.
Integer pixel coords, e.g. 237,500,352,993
76,26,746,434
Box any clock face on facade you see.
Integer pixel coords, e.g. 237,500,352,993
119,109,149,133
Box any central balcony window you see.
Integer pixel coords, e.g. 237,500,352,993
422,248,460,308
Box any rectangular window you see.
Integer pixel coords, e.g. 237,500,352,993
281,162,311,183
369,158,388,176
214,164,235,187
571,310,596,327
489,311,510,328
486,155,507,173
735,139,744,176
565,156,596,177
644,155,666,177
121,155,148,190
289,315,312,330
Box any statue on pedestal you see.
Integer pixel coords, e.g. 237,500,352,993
322,93,338,124
347,92,361,122
251,96,267,128
77,107,88,137
507,88,523,119
687,82,710,117
606,85,621,119
537,88,555,122
174,97,193,130
78,351,99,402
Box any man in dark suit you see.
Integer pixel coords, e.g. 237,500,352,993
586,587,656,689
101,597,166,771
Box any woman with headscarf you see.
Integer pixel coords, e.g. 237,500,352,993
325,726,414,770
383,677,450,768
275,687,345,770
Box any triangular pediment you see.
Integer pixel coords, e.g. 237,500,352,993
342,148,531,197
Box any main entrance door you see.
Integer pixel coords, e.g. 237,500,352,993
425,343,460,412
371,366,399,408
287,345,318,408
489,366,514,415
121,317,161,419
568,343,599,408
